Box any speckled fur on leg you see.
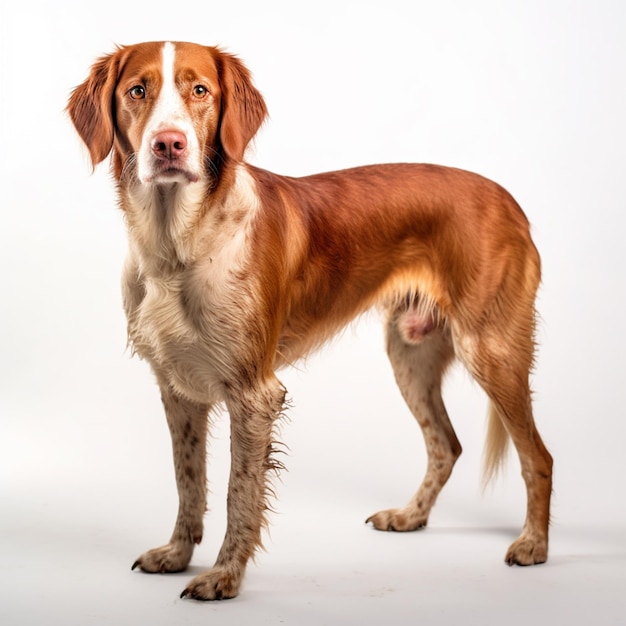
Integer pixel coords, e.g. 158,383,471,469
459,340,552,565
132,384,210,574
367,313,460,532
180,377,286,601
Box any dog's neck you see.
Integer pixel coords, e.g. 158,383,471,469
120,164,259,274
121,180,208,270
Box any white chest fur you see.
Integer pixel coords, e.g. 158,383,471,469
122,169,260,404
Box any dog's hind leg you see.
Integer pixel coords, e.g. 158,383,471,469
451,244,552,565
367,304,460,532
452,314,553,565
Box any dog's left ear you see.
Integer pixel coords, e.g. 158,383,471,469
216,50,268,162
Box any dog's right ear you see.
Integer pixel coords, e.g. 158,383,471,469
67,50,121,168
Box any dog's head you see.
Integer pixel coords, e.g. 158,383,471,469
67,41,268,184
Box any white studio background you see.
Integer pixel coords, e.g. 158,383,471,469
1,1,625,624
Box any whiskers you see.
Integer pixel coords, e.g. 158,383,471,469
120,152,140,184
202,145,224,188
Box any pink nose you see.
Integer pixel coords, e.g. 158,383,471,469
152,131,187,160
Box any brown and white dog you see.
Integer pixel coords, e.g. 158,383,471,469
67,41,552,600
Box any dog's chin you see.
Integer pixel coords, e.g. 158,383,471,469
141,166,200,185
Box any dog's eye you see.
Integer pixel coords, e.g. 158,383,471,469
129,85,146,100
192,85,209,98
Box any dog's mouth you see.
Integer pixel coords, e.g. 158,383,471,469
145,162,200,184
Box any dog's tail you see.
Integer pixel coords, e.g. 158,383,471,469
482,401,510,487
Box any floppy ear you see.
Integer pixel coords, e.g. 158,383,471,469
67,50,122,168
216,50,268,162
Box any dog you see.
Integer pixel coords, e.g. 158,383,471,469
67,41,553,600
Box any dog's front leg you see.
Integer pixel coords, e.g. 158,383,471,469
133,384,210,574
181,376,286,600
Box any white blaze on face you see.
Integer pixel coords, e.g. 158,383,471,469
137,42,202,184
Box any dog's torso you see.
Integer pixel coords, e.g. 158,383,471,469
121,157,528,404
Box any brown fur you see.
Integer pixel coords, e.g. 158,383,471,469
67,41,553,600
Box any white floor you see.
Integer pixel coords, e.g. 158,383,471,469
3,482,624,626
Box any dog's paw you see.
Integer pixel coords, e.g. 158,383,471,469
180,566,242,601
132,542,193,574
366,508,428,532
505,534,548,566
